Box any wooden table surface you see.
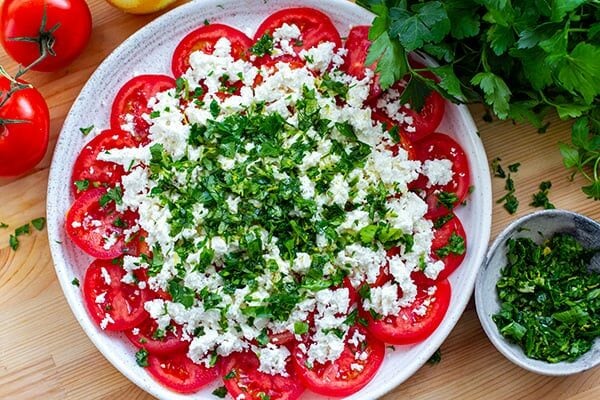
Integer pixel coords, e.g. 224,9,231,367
1,1,599,399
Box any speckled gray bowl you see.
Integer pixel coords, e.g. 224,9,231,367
475,209,600,375
46,0,492,398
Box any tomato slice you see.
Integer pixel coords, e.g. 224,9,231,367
430,214,467,281
65,187,138,259
291,325,385,397
70,129,137,197
253,7,341,61
372,62,445,142
365,278,451,345
83,259,149,331
341,25,382,101
411,132,471,219
126,318,189,355
110,75,176,143
221,351,304,400
371,111,417,160
147,353,219,394
171,24,252,77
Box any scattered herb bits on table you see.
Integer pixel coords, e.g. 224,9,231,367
63,7,473,398
493,234,600,363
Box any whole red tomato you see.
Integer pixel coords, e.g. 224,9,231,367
0,0,92,72
0,76,50,176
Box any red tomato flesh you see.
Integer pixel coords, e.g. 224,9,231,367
65,187,138,259
127,319,189,356
110,75,176,142
221,351,304,400
410,132,471,219
147,353,219,394
253,7,341,62
171,24,252,77
365,278,451,345
341,25,382,101
292,324,385,397
83,259,149,331
430,214,467,281
70,129,137,197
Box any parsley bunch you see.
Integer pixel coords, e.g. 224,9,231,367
357,0,600,199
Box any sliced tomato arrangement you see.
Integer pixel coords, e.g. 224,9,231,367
65,7,475,397
110,75,176,142
70,129,137,196
83,259,150,331
221,351,304,400
292,325,385,397
65,187,139,259
410,132,471,219
147,353,220,394
430,214,467,281
171,24,252,77
365,277,451,345
126,319,189,355
254,7,341,63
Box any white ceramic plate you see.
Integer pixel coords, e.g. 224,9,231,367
47,0,493,399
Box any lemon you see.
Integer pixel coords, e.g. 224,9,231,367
105,0,178,14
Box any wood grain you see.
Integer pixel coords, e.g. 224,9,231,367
0,1,599,399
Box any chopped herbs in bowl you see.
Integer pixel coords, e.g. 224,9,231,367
476,210,600,375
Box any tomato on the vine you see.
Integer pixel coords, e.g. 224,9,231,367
0,0,92,72
0,76,49,177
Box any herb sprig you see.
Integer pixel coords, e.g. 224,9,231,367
357,0,600,200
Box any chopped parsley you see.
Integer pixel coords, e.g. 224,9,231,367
99,186,123,207
0,222,7,229
427,348,441,365
74,179,89,193
9,234,18,251
434,232,466,259
135,348,149,367
71,277,80,287
211,386,228,398
492,159,520,214
250,33,274,57
530,181,555,210
79,125,94,136
31,217,46,231
493,234,600,363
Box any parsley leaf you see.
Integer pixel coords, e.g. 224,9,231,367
530,181,555,209
79,125,94,136
212,386,228,398
135,349,148,367
31,217,46,231
251,34,274,57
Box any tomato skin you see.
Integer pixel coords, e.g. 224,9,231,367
83,259,149,331
292,325,385,397
0,0,91,71
171,24,252,77
70,129,137,197
147,353,220,394
341,25,382,101
430,214,467,281
126,319,189,355
365,278,451,345
221,351,304,400
410,132,471,219
65,187,139,259
0,77,49,177
254,7,341,60
110,75,176,142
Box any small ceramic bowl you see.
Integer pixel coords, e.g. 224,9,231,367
475,209,600,375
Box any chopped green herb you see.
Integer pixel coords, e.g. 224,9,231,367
437,191,458,210
259,393,271,400
79,125,94,136
427,348,441,365
135,349,148,367
9,235,18,251
294,321,309,335
491,157,506,178
493,234,600,363
15,223,30,236
530,181,555,210
74,179,89,193
211,386,227,398
250,33,274,57
0,222,8,229
224,369,236,380
435,232,466,258
71,277,80,287
99,186,123,207
31,217,46,231
508,163,521,173
150,110,160,118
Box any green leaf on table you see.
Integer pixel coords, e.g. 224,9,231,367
555,103,592,120
559,144,579,169
471,72,511,119
31,217,46,231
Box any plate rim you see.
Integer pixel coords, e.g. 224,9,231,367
46,0,493,399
